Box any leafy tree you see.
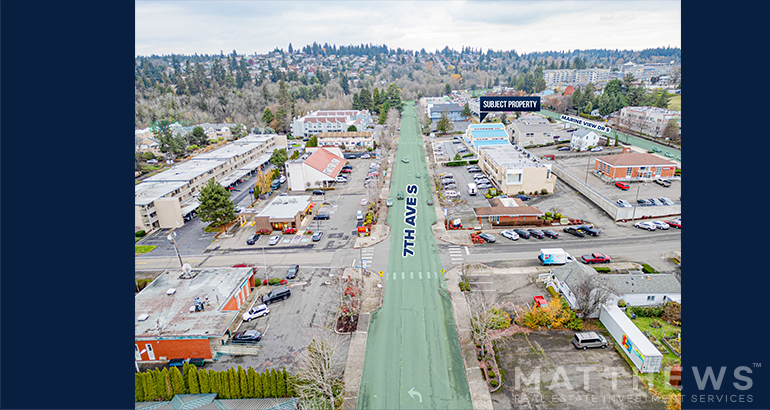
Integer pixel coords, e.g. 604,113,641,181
198,368,211,394
230,123,246,139
269,148,288,169
306,135,318,147
347,125,358,132
436,109,454,134
190,126,208,146
197,179,236,228
385,83,404,112
461,103,471,118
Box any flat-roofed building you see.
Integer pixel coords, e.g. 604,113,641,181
477,144,557,195
316,131,373,152
463,123,510,152
291,110,371,137
594,153,678,182
509,115,555,147
134,135,277,232
134,267,256,363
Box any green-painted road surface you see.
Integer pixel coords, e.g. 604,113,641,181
357,101,473,409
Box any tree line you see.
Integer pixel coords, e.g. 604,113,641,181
135,363,292,402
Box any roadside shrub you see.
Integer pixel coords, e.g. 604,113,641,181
661,301,681,324
267,278,282,286
445,160,468,167
641,263,658,273
488,371,496,378
135,230,146,237
468,160,479,164
566,317,583,330
627,306,663,318
490,380,498,388
541,189,548,195
487,307,512,330
618,300,626,307
593,267,611,273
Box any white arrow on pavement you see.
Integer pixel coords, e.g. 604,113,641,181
408,387,423,403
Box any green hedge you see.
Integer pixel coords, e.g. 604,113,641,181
135,230,146,237
627,306,663,318
445,160,468,167
135,364,293,402
593,267,611,273
641,263,658,273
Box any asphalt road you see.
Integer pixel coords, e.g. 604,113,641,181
357,102,473,409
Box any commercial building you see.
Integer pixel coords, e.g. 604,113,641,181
594,153,678,182
290,110,371,137
477,144,557,195
543,69,611,87
285,147,345,192
135,267,257,363
134,135,277,232
472,197,544,226
316,131,374,152
236,195,314,232
462,123,510,152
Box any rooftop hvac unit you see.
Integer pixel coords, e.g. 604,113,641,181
166,288,177,295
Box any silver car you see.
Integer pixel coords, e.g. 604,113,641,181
242,304,270,322
268,235,281,245
501,230,519,241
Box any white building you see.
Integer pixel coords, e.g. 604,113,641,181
477,144,557,195
569,129,601,151
543,69,611,87
285,147,345,192
291,110,371,137
508,114,554,147
316,131,373,152
617,106,681,138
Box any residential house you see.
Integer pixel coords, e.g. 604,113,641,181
569,129,601,151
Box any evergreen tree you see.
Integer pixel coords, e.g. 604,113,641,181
262,108,275,125
163,368,173,400
197,179,236,228
229,368,240,399
238,366,249,399
209,370,220,396
340,75,350,95
372,87,381,113
135,373,145,402
188,367,201,394
143,372,156,402
282,366,291,397
198,368,211,394
220,370,230,399
255,368,264,398
277,368,287,397
358,88,373,112
171,367,185,396
247,367,258,398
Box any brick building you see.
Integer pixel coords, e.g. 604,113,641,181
135,267,256,363
594,153,677,182
472,197,545,226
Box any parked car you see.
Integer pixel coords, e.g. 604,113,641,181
666,219,681,229
477,183,492,189
637,198,653,206
335,176,347,183
361,154,371,159
361,198,368,206
478,233,496,243
634,221,656,231
439,172,453,178
312,231,324,241
146,158,159,164
513,228,531,239
468,168,482,173
261,286,291,304
286,264,299,279
659,197,675,206
314,213,330,220
231,330,262,344
528,229,545,239
572,332,608,350
357,210,364,220
501,230,519,241
581,253,611,264
242,304,270,322
340,168,352,173
268,235,281,245
563,226,585,237
652,220,670,230
246,234,259,245
590,147,603,152
444,190,460,198
648,198,663,206
543,229,559,238
557,146,570,151
279,175,287,184
515,194,530,201
616,199,632,208
654,178,671,187
615,181,630,190
312,190,325,195
578,225,601,236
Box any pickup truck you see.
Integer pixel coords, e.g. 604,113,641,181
581,253,611,264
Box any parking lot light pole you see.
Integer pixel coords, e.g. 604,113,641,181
633,183,647,221
167,231,184,269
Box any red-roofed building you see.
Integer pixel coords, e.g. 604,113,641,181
594,153,677,181
285,147,346,191
563,85,575,96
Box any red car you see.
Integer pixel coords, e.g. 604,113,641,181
533,295,547,308
615,181,630,190
341,168,352,173
581,253,611,264
666,219,681,229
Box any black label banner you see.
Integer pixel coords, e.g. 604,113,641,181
479,96,540,121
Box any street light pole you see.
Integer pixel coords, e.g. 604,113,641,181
167,232,184,269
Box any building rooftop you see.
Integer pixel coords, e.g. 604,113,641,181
473,197,544,217
596,153,677,167
257,195,312,219
135,180,188,206
316,131,373,139
478,144,548,170
304,147,344,178
135,267,254,339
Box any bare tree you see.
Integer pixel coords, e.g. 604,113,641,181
570,275,617,318
294,328,345,410
466,290,497,357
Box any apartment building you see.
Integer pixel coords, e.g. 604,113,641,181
134,135,277,232
508,114,554,147
316,131,373,152
291,110,371,137
543,69,611,87
617,106,681,137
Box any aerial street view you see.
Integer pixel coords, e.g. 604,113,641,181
135,2,682,409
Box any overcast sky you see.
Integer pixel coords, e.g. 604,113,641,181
135,1,680,57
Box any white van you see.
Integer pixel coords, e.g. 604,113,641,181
467,183,477,196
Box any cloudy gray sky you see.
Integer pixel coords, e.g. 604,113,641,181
135,1,680,56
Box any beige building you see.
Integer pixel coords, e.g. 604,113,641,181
508,114,555,147
135,135,278,232
478,144,557,195
316,131,373,151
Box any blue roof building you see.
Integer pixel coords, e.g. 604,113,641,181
463,123,511,152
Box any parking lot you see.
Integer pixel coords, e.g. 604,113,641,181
221,154,390,252
492,331,667,410
206,266,351,373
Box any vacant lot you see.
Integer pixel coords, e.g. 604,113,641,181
491,331,667,410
